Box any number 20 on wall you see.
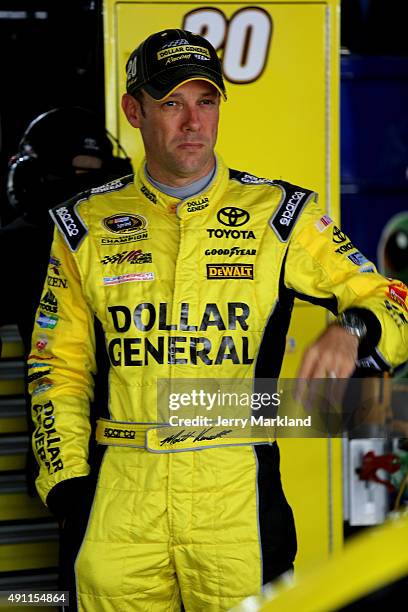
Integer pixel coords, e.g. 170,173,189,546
183,7,273,84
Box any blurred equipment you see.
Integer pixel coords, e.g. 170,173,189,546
378,212,408,286
7,106,132,214
231,513,408,611
0,106,133,354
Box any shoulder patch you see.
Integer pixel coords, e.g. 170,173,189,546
229,168,275,186
89,174,134,195
269,180,317,242
50,198,88,252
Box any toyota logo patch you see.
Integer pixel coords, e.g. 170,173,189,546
217,207,250,227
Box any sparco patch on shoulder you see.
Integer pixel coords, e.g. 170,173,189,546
50,200,88,252
269,180,316,242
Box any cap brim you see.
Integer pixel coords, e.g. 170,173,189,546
143,66,227,101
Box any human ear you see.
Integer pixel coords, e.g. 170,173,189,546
121,93,143,128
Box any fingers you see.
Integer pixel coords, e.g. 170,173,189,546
294,325,358,404
297,325,358,379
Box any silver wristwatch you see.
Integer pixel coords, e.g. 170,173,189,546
336,311,367,342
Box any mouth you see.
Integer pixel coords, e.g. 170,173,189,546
177,142,204,150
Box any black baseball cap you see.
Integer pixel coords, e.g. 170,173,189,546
126,28,227,101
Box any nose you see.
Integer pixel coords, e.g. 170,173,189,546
182,103,201,132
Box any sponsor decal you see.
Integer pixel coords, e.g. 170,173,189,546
315,215,333,232
103,214,147,235
32,400,63,474
204,247,256,257
140,184,157,204
384,299,408,326
285,337,296,353
101,232,149,245
332,226,348,244
207,264,254,279
107,302,253,367
161,38,189,48
50,202,87,252
28,354,54,361
104,428,136,440
347,251,370,267
32,378,53,397
37,312,58,329
35,335,49,352
39,289,58,314
103,272,154,286
335,241,354,254
49,255,61,275
28,362,53,370
91,178,126,194
270,181,314,242
206,229,255,239
186,196,209,213
28,369,51,383
55,206,79,237
49,256,61,267
47,275,68,288
165,54,192,66
217,207,250,227
356,356,381,370
387,283,408,312
359,266,376,273
277,191,305,227
100,250,152,265
157,44,210,61
232,172,274,185
127,56,137,83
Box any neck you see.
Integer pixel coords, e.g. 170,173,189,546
145,162,217,200
145,156,216,188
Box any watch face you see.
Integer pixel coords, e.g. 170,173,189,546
338,313,367,339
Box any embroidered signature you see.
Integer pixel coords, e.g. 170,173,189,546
159,427,233,446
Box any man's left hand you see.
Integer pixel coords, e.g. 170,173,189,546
297,323,359,380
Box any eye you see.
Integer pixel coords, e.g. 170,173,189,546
162,100,178,108
200,98,215,105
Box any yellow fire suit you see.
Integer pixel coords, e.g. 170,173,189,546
28,157,408,611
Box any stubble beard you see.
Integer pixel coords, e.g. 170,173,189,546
169,145,215,180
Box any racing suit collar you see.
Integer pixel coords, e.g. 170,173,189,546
136,154,229,216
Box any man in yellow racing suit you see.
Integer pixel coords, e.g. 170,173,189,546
28,28,408,611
